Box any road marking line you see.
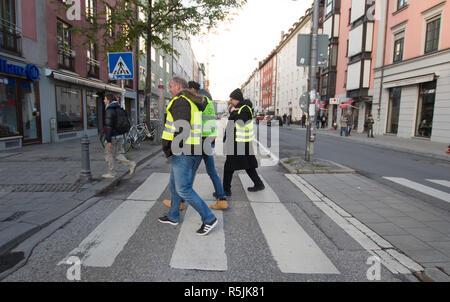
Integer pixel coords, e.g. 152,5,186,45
384,177,450,203
59,200,154,267
250,202,340,274
285,174,321,201
239,174,280,203
426,179,450,189
170,203,227,271
127,172,170,201
287,174,423,275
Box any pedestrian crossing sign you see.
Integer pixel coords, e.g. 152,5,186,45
108,52,134,80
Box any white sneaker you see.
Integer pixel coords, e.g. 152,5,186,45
129,162,137,176
102,173,115,179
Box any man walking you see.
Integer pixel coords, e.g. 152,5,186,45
347,112,353,136
103,94,136,179
163,81,228,211
159,76,218,236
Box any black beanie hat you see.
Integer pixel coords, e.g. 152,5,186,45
188,81,201,91
230,88,244,102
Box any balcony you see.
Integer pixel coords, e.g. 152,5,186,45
87,58,100,78
57,42,75,71
0,19,22,55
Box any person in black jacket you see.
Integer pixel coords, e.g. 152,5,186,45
222,88,265,196
103,94,136,179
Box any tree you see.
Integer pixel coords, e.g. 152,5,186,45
68,0,247,129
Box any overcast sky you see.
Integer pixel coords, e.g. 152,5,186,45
191,0,313,100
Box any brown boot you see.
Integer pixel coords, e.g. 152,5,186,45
210,199,228,210
163,199,184,211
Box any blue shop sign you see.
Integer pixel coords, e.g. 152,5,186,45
0,58,40,82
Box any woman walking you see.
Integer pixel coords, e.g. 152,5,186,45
223,88,265,196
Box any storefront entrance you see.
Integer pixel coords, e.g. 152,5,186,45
0,75,41,145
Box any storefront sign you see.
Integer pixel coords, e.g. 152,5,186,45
0,59,40,82
330,98,339,105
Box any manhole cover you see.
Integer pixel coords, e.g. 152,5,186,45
0,183,83,193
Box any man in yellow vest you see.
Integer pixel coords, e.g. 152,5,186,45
159,76,218,236
163,81,228,210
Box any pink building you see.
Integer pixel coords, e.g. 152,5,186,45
373,0,450,143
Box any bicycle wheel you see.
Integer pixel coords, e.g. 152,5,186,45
124,136,133,152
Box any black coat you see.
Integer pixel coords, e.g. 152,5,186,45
104,101,122,143
224,99,258,172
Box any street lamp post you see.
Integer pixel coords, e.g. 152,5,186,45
306,0,319,162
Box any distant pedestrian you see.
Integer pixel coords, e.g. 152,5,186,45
446,145,450,155
223,88,265,196
283,114,287,125
301,114,306,128
340,114,348,137
102,94,136,179
347,112,353,136
366,114,375,138
288,114,292,126
321,115,327,128
316,116,321,129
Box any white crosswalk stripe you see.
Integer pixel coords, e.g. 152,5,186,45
59,171,340,275
384,177,450,203
426,179,450,189
239,173,340,274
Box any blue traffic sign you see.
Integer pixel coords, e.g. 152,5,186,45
108,52,134,80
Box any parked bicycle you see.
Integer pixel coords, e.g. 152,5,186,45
123,122,155,152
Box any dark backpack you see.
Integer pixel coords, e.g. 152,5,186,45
114,107,131,135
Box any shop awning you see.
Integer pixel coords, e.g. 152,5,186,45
50,70,125,93
319,103,326,109
340,100,355,109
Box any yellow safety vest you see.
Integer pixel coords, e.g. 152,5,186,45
162,95,202,145
202,96,218,138
235,105,254,143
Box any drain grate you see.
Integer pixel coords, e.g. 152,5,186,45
0,183,83,193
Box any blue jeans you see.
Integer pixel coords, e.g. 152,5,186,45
340,127,348,136
168,154,216,224
203,145,227,200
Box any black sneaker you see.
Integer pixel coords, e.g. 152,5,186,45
158,215,179,226
248,184,265,192
196,218,218,236
224,190,232,197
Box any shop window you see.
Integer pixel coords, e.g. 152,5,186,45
415,81,436,138
387,88,401,134
20,82,39,141
56,86,83,132
0,77,19,137
86,91,98,129
0,0,21,55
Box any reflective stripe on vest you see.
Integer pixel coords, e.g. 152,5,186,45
235,105,254,143
161,95,202,145
202,97,218,137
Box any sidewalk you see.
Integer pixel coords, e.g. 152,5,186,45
290,125,450,161
0,136,161,259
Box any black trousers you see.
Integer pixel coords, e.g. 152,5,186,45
223,168,263,192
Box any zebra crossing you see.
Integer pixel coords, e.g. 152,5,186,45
383,177,450,203
59,171,341,275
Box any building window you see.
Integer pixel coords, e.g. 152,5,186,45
57,20,75,70
325,0,333,16
330,44,338,67
397,0,408,11
85,0,96,23
424,17,440,54
393,37,404,63
86,91,98,129
105,5,114,37
415,81,436,138
0,76,19,137
0,0,21,54
387,87,401,134
56,86,83,133
87,41,99,78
